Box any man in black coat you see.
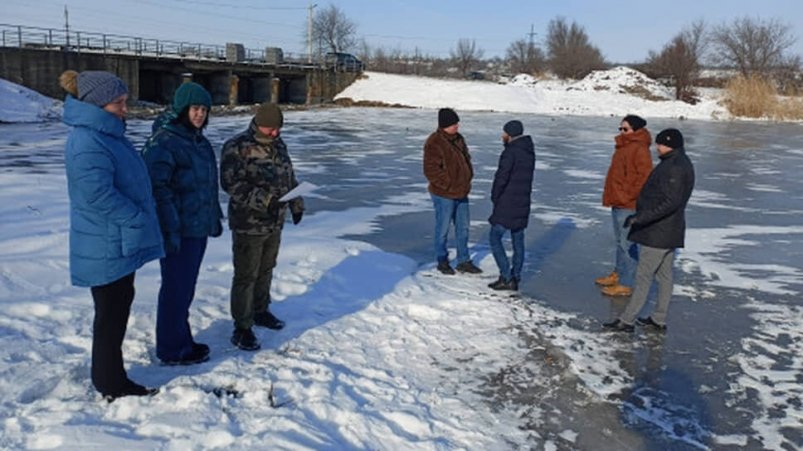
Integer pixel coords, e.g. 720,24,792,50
488,120,535,291
604,128,695,332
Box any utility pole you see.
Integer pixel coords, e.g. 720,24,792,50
307,2,317,64
64,4,70,48
527,24,536,47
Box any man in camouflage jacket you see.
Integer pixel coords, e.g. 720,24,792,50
220,103,304,351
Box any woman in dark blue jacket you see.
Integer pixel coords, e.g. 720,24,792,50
142,82,223,365
488,120,535,291
60,70,163,401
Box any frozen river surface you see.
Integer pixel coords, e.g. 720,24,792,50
0,107,801,449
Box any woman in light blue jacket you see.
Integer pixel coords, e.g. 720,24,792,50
60,70,163,402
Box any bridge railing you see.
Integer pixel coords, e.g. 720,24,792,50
0,23,317,67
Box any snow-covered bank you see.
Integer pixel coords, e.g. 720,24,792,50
337,68,729,121
0,66,732,125
0,78,62,123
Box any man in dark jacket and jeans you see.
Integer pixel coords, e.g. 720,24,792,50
604,128,695,332
423,108,482,275
220,103,304,350
488,120,535,291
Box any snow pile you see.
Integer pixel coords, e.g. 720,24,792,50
508,73,538,87
569,66,674,100
0,78,61,123
337,69,729,120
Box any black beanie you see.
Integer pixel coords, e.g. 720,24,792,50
622,114,647,131
438,108,459,128
655,128,684,149
503,120,523,137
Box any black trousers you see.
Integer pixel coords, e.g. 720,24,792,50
90,272,135,395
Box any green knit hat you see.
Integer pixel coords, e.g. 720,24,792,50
254,103,283,128
172,82,211,114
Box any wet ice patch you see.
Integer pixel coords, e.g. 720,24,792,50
684,225,803,295
535,210,598,229
621,385,711,449
562,169,604,181
744,183,782,193
688,189,759,212
729,298,803,450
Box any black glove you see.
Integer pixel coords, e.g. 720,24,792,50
623,214,637,228
292,210,303,225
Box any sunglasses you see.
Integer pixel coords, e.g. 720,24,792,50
618,127,631,132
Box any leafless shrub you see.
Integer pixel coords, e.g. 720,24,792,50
450,38,484,77
545,17,606,79
644,21,707,104
711,17,796,77
506,39,546,75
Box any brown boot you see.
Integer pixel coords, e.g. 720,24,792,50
601,284,632,297
595,271,618,286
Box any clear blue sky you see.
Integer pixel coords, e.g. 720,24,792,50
5,0,803,62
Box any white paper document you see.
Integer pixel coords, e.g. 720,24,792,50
279,181,319,202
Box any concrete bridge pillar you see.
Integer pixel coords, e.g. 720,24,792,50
271,77,281,104
229,74,238,106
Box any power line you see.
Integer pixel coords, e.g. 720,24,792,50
169,0,305,10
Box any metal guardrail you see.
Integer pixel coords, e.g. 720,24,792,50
0,23,316,67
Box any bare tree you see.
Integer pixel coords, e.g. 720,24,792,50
546,17,606,79
312,4,357,55
645,20,708,103
711,16,796,77
355,38,371,66
506,39,546,75
450,38,484,77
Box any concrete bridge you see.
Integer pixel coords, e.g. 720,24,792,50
0,24,359,105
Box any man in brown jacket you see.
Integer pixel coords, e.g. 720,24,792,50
423,108,482,275
596,114,653,296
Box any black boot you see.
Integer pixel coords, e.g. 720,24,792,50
254,310,285,330
636,316,667,331
103,380,159,403
489,277,517,291
488,276,506,289
456,261,482,274
161,342,211,366
602,319,635,333
231,327,261,351
436,260,455,275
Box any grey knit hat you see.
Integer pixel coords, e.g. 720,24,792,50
77,71,128,107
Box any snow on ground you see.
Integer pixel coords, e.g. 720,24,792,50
337,67,729,120
0,78,62,123
0,164,629,449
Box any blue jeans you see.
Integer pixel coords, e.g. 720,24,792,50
156,236,207,362
611,207,638,287
489,223,525,281
431,193,470,264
